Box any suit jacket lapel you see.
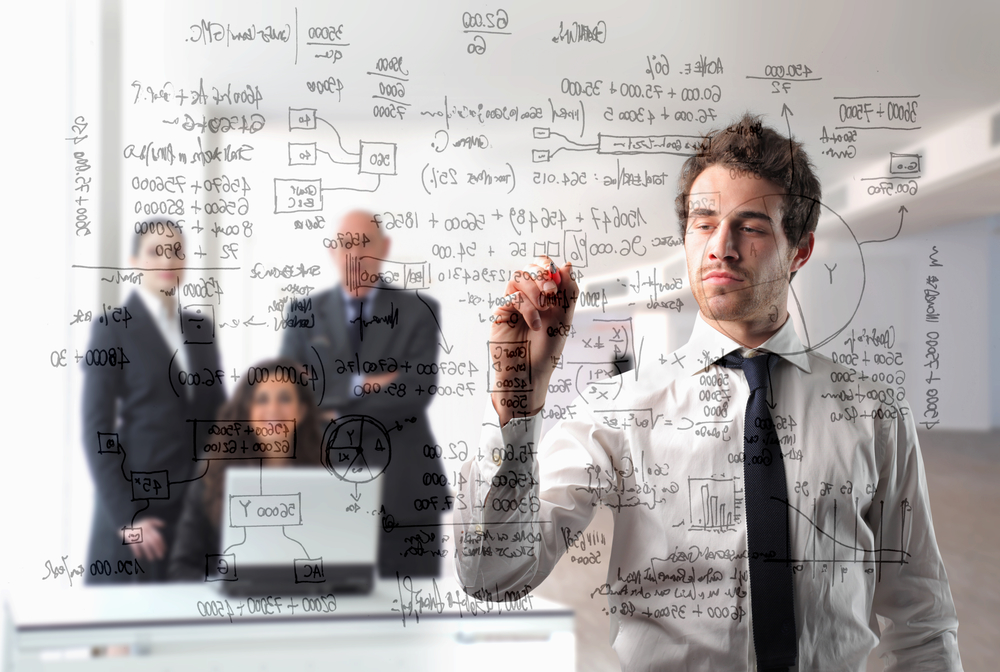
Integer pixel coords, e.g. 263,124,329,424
323,289,352,357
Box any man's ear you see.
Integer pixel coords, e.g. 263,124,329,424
789,231,814,274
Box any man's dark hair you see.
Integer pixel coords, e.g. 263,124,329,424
131,218,185,256
674,113,821,264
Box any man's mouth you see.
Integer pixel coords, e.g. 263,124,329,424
701,269,746,286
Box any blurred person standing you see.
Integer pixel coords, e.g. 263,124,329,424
280,210,446,578
81,219,224,583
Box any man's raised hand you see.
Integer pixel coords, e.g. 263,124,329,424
489,256,578,425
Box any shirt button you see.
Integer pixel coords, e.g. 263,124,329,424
475,524,483,534
493,453,502,466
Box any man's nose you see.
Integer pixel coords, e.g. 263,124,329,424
707,221,738,261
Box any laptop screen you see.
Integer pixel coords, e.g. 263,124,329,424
217,467,382,588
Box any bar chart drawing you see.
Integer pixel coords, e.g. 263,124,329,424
688,476,742,533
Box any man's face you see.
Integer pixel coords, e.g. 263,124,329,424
331,212,389,296
131,229,184,297
683,165,809,329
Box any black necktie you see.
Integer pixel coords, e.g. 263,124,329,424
348,297,364,356
719,351,796,671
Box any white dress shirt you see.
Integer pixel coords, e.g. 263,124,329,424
455,314,962,671
135,286,189,374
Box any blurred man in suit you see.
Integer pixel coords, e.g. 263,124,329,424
82,219,225,583
280,210,446,577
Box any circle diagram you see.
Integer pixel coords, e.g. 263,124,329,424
321,415,391,483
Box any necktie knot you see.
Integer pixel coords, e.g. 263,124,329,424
718,351,776,392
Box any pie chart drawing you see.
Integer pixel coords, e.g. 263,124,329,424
322,415,391,483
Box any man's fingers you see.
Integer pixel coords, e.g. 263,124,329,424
492,291,542,331
519,258,560,298
493,259,577,331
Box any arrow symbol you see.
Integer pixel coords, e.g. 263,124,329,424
860,205,907,246
351,483,362,502
415,290,453,353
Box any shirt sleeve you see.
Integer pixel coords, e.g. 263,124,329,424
868,400,963,671
453,402,622,601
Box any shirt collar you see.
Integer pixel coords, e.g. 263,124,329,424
340,284,379,316
675,312,812,375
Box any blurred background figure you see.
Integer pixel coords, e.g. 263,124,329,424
81,219,225,583
280,210,447,577
169,357,323,581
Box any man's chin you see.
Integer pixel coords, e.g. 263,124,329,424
700,295,751,323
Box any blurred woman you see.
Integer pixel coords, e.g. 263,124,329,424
169,358,322,581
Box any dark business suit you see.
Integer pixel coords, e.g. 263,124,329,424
81,291,224,583
280,286,447,577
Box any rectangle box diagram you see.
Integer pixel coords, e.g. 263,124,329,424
181,304,215,344
488,340,532,393
229,493,303,528
289,142,318,166
274,178,323,214
597,133,699,156
358,141,397,175
97,432,120,455
533,241,560,258
289,107,317,130
889,152,921,175
192,419,299,461
121,527,143,545
345,257,430,292
294,557,325,583
131,470,170,501
401,261,431,289
206,553,237,581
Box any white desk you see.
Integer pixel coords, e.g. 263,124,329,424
3,579,574,671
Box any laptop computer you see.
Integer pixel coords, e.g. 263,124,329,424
215,467,382,596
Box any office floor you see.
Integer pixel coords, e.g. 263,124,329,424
533,429,1000,672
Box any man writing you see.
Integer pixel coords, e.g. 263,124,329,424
455,115,962,670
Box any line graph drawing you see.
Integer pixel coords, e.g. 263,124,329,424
778,497,912,583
